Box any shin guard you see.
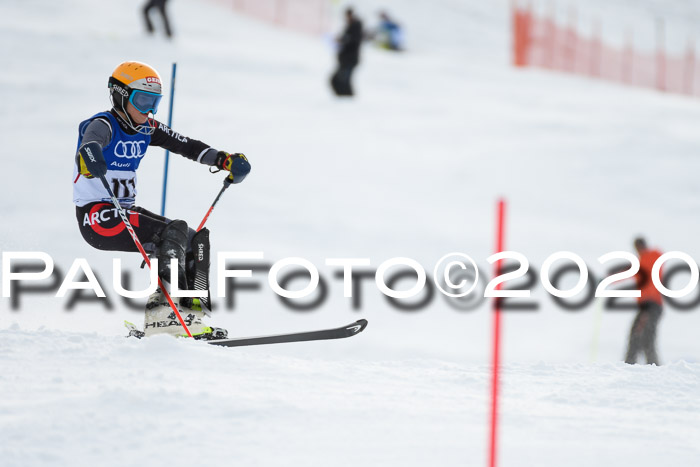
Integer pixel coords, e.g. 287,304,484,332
185,228,212,313
156,219,189,290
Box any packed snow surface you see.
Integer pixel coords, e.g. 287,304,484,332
2,327,699,466
1,0,700,465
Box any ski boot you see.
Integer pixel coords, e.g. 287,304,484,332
142,221,227,340
178,297,228,340
143,290,227,340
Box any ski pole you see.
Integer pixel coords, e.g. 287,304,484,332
78,141,193,337
97,174,193,337
195,177,231,232
98,175,193,337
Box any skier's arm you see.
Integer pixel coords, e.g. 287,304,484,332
75,118,112,179
82,117,112,148
149,120,220,165
150,121,251,183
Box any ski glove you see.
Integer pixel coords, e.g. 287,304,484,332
215,151,251,184
76,141,107,179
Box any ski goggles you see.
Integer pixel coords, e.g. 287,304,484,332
129,90,163,114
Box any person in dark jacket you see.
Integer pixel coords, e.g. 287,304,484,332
331,8,363,96
143,0,172,38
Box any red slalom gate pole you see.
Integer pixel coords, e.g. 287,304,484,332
488,199,506,467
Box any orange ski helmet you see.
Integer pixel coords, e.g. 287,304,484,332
108,61,163,134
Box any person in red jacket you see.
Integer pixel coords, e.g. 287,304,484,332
625,237,663,365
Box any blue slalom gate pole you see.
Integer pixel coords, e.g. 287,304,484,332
160,62,177,216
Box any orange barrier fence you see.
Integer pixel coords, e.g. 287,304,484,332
208,0,331,35
512,4,699,97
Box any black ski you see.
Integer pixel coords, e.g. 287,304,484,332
205,319,368,348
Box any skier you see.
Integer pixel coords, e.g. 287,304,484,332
73,61,251,340
625,237,663,365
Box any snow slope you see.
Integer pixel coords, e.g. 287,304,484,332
2,327,699,467
1,0,700,465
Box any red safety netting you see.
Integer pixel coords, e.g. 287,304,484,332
207,0,331,35
512,5,699,97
